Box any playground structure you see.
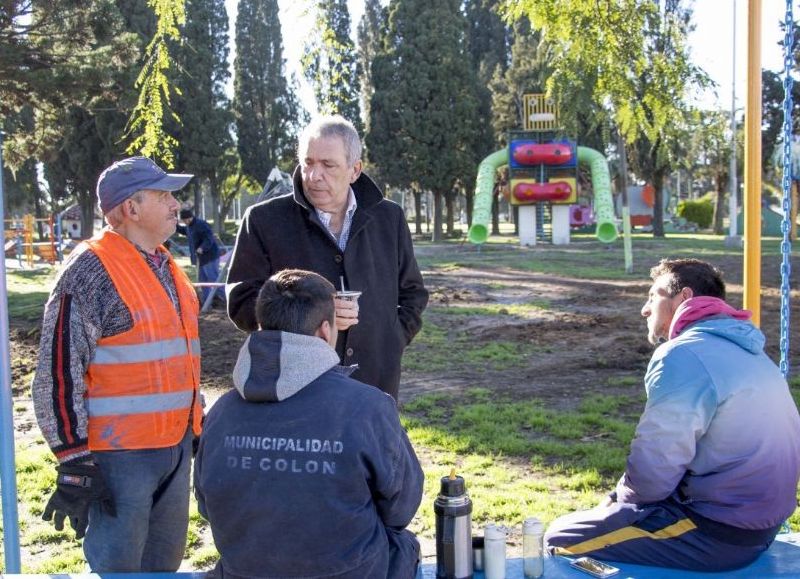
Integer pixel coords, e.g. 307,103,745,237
3,214,62,267
468,94,617,247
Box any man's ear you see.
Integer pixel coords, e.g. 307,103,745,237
122,198,139,221
680,287,694,300
315,319,332,344
350,160,363,183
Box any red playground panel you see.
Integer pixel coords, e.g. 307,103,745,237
511,141,575,166
513,181,573,202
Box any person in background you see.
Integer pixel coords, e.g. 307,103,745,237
177,207,222,305
196,269,423,578
545,258,800,572
226,115,428,400
32,157,202,571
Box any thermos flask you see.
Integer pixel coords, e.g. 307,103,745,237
434,469,473,579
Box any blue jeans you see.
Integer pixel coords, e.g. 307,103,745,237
199,259,221,304
83,428,193,571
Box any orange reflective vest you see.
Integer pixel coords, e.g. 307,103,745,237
83,230,202,451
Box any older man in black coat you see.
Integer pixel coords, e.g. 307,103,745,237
226,115,428,400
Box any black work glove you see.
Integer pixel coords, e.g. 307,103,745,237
42,463,116,539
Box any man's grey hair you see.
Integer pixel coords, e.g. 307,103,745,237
298,115,363,165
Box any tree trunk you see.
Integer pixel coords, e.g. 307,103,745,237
713,170,727,235
445,189,455,236
465,185,474,227
652,170,666,237
413,190,423,235
491,184,500,235
220,173,246,235
79,192,95,239
432,190,443,242
208,176,223,237
513,205,519,235
193,182,202,217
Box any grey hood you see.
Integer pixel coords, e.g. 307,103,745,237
233,330,352,402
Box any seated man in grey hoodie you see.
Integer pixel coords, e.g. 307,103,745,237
194,269,423,579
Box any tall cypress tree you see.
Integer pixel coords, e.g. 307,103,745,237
234,0,300,185
463,0,508,224
302,0,361,130
172,0,232,232
356,0,386,140
368,0,481,241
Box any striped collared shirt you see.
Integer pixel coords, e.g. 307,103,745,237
315,188,357,252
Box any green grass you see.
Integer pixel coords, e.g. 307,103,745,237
416,232,785,280
429,300,550,316
401,389,642,530
6,269,57,323
4,257,198,326
402,318,541,373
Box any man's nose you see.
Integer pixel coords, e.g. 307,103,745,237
308,165,322,181
641,304,650,317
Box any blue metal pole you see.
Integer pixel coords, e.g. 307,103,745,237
0,129,22,572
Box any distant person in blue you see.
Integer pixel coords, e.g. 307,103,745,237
195,269,423,579
177,208,221,304
546,258,800,572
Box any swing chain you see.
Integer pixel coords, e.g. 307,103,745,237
779,0,794,378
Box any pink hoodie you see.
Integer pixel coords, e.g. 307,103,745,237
669,296,752,340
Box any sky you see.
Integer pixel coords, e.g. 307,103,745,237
689,0,787,110
222,0,790,114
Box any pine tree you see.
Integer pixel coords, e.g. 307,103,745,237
302,0,361,130
356,0,386,140
172,0,232,233
234,0,301,185
39,0,154,237
489,19,551,145
368,0,481,241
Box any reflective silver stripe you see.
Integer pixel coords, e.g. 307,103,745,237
86,391,194,417
92,338,200,365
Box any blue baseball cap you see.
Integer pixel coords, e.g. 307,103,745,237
96,157,194,213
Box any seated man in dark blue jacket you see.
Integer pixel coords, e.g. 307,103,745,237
194,269,424,579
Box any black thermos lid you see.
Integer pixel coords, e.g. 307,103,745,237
439,474,466,497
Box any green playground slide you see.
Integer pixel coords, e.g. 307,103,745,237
467,146,618,244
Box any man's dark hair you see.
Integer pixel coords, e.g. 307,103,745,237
179,208,193,220
256,269,336,336
650,258,726,300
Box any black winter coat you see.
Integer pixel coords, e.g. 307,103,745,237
226,169,428,399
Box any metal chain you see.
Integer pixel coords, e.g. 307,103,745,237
779,0,794,377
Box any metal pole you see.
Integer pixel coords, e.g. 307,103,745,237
0,130,23,572
728,0,739,240
743,0,762,325
616,130,633,274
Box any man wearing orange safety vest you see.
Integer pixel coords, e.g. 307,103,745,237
32,157,203,572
